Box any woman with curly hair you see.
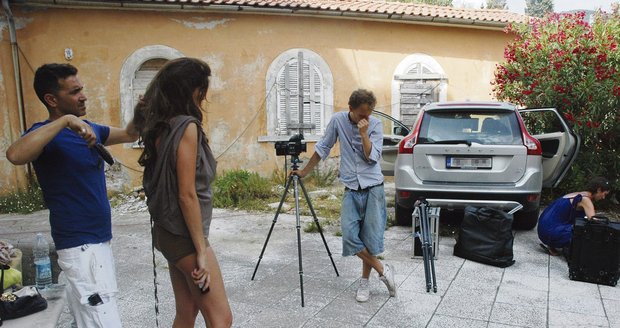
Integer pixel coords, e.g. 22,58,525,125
134,57,232,327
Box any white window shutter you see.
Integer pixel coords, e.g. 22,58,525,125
276,57,325,136
399,63,441,127
130,58,167,147
311,66,324,135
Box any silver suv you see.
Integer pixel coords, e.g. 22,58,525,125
384,102,579,229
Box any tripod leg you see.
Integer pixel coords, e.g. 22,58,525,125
252,175,293,281
292,176,305,307
420,203,432,292
424,205,438,293
298,178,340,277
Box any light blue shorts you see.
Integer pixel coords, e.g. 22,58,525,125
341,184,387,257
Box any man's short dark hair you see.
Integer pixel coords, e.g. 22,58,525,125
348,89,377,110
33,63,78,108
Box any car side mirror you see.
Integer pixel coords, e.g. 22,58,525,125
394,126,408,136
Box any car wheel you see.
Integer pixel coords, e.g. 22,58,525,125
513,209,539,230
395,202,413,226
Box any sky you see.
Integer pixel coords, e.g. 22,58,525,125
453,0,616,13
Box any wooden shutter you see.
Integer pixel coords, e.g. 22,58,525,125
398,64,441,127
276,57,324,136
130,58,167,146
132,59,167,109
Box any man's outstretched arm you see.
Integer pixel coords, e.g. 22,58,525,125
6,115,96,165
105,121,139,146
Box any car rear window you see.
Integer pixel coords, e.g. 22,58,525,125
418,110,522,145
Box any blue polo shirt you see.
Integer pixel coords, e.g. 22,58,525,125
27,120,111,250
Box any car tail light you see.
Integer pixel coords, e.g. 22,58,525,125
527,194,540,202
399,134,416,154
523,134,542,155
399,111,424,154
399,191,411,198
515,112,542,156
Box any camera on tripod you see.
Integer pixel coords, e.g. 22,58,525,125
275,134,306,156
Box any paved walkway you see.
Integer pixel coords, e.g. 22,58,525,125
1,206,619,327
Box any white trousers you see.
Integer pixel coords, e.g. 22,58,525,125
57,242,122,327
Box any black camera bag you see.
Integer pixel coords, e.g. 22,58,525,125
568,216,620,286
0,265,48,324
453,206,515,268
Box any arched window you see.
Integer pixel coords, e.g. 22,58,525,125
131,58,168,116
391,54,448,127
261,49,333,142
120,45,184,146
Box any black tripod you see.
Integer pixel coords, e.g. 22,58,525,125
415,198,437,293
251,155,339,307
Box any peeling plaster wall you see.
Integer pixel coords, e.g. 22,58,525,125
171,17,233,30
0,6,513,192
0,62,15,192
0,15,33,41
0,16,22,192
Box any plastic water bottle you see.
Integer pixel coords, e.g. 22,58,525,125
34,233,52,289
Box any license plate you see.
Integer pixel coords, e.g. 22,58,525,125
446,157,492,169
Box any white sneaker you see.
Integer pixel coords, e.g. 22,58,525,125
356,278,370,302
379,263,397,297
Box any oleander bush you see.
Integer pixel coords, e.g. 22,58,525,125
493,9,620,203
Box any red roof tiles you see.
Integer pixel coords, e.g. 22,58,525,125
21,0,530,27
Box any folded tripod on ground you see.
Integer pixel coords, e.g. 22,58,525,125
415,198,437,293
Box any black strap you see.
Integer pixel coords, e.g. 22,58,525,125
0,264,5,292
150,218,160,328
590,216,610,224
569,195,582,223
0,264,6,325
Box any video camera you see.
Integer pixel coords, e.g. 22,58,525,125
275,134,306,157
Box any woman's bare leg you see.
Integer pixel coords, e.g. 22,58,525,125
169,264,199,328
174,247,232,328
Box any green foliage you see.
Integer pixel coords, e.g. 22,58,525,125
270,167,288,187
525,0,554,17
418,0,452,5
493,11,620,196
213,170,274,209
486,0,507,10
306,166,338,188
302,214,339,233
0,180,47,214
303,221,321,233
386,0,452,5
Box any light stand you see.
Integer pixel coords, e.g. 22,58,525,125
251,155,339,307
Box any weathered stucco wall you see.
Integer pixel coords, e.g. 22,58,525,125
0,6,513,191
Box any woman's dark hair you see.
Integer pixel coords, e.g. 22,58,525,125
134,57,211,167
585,176,611,194
33,63,78,108
348,89,376,110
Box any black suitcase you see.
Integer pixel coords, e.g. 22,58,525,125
453,206,515,268
568,216,620,286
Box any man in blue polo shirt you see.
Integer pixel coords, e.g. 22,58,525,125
294,89,396,302
6,63,138,327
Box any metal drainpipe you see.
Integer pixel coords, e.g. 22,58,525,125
2,0,32,178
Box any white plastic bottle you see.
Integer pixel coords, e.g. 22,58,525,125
33,233,52,289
